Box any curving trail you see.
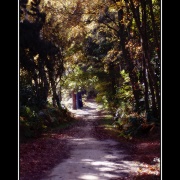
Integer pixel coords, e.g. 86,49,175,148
41,99,139,180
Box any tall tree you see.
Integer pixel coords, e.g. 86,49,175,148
20,0,64,108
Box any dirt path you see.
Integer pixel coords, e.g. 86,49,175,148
41,100,140,180
20,99,160,180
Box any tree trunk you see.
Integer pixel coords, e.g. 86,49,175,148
148,0,160,60
118,9,141,112
49,71,59,108
109,62,116,98
142,57,150,112
129,0,160,116
38,56,49,107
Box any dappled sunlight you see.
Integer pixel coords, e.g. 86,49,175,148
20,0,161,178
40,136,160,179
40,99,160,180
81,159,94,162
68,106,98,118
136,161,160,176
104,154,121,160
66,99,111,121
79,157,139,176
70,137,97,142
42,134,141,179
77,157,140,179
78,157,159,179
79,174,99,180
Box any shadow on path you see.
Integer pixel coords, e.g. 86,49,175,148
41,99,139,180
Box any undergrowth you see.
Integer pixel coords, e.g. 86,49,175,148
19,104,75,142
97,111,160,140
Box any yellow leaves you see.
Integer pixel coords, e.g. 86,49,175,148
102,49,122,72
64,49,84,66
125,39,142,59
67,25,84,41
116,2,121,6
85,21,98,32
33,54,39,65
137,161,160,176
106,49,121,61
115,1,125,7
109,4,118,12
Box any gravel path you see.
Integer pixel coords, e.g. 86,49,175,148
41,100,139,180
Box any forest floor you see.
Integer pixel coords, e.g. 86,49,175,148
20,99,161,180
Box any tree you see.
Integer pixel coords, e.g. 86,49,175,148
20,0,64,108
86,0,161,118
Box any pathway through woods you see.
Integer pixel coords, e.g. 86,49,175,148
20,99,160,180
41,99,160,180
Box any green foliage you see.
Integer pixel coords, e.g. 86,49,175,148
125,115,144,135
19,104,74,141
19,0,161,141
20,72,38,107
95,69,134,116
117,70,133,102
95,79,114,110
113,111,159,139
20,106,44,139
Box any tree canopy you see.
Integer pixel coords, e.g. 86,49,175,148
19,0,161,138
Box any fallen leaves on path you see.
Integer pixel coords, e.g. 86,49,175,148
93,119,161,180
20,133,71,180
20,100,161,180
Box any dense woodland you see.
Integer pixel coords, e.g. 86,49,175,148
20,0,161,140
